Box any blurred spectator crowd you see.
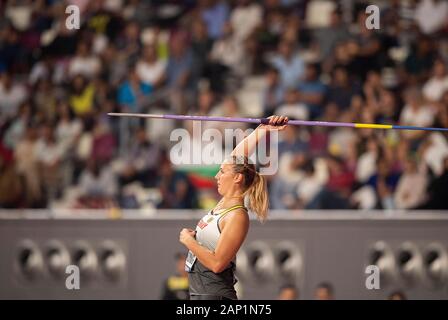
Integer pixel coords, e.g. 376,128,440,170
0,0,447,211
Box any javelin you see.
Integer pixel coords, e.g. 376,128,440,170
107,113,448,132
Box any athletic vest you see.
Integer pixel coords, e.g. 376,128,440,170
185,205,247,272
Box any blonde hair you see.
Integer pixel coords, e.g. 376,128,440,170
230,156,269,222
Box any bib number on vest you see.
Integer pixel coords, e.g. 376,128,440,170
185,250,197,272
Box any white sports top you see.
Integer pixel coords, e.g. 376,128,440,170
185,205,247,272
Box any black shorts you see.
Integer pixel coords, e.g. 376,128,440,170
188,260,238,300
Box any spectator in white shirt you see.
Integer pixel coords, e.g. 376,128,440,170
35,123,64,202
135,44,167,87
78,159,118,198
356,137,379,183
55,102,82,154
297,158,328,208
399,87,435,141
0,72,28,120
275,88,309,121
209,22,247,76
421,132,448,177
414,0,448,35
3,101,31,149
230,0,262,42
14,125,43,207
68,42,102,79
394,158,428,209
422,59,448,103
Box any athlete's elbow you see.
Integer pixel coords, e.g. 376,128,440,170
211,261,227,274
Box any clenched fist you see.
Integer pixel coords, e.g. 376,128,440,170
179,228,196,246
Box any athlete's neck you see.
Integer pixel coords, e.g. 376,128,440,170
218,193,244,209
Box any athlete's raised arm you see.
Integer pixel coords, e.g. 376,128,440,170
230,115,289,158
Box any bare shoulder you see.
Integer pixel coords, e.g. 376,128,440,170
219,208,249,232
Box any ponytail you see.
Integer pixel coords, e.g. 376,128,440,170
244,172,269,222
230,156,270,222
